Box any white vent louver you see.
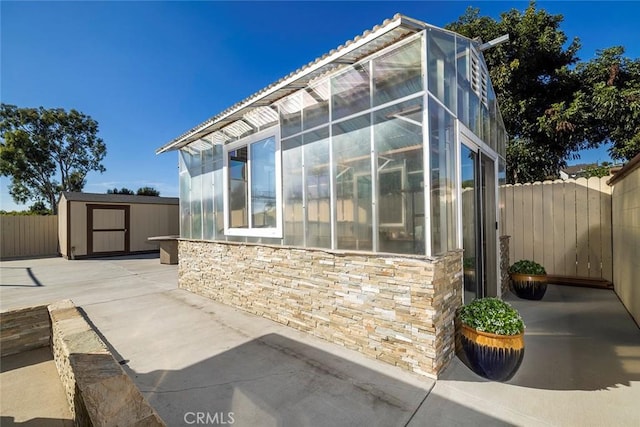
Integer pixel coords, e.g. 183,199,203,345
470,48,488,107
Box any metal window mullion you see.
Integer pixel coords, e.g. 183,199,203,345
247,144,253,229
329,76,337,250
456,124,464,250
200,151,205,238
370,59,378,253
423,32,432,257
301,136,307,247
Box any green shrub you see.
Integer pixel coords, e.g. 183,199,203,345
509,259,546,275
458,297,525,335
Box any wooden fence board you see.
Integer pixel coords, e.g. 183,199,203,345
587,177,603,278
521,184,534,262
563,181,578,276
500,177,613,281
532,183,544,265
552,181,566,275
0,215,58,259
601,179,613,282
542,181,556,274
575,178,590,277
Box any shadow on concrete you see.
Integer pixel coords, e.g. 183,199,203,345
449,286,640,391
89,252,160,261
114,333,505,426
0,267,44,287
0,347,52,374
0,416,73,427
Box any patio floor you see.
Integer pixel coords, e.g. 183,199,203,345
1,255,638,425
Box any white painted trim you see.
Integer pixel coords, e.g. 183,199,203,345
223,127,283,238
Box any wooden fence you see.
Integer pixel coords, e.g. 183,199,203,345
0,215,59,259
499,177,612,282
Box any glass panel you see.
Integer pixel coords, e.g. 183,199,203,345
331,63,371,121
482,154,497,297
469,90,481,137
333,114,372,251
303,80,329,130
250,136,277,228
179,150,191,239
428,29,456,113
228,146,248,228
374,98,424,254
280,92,302,138
202,165,214,241
213,144,225,239
282,136,304,246
190,149,202,240
373,38,423,106
304,127,331,248
429,96,456,254
461,144,477,303
498,156,506,237
200,143,214,240
488,84,497,151
456,36,471,127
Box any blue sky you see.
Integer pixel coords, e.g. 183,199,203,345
2,1,639,211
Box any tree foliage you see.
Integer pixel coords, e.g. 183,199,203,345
106,186,160,196
0,104,106,213
136,186,160,196
447,1,640,182
107,187,134,195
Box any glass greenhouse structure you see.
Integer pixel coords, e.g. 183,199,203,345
158,14,508,301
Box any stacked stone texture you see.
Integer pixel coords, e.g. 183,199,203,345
48,300,165,427
179,240,463,378
0,304,50,357
500,235,511,296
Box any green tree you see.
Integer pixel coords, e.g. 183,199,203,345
582,162,613,179
447,1,583,183
542,47,640,162
28,201,52,215
136,186,160,196
0,104,106,213
447,2,640,182
107,187,134,195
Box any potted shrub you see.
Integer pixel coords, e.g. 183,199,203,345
509,260,548,300
457,297,525,381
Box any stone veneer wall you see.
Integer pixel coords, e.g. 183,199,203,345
500,235,510,296
0,304,50,357
179,240,463,378
48,300,165,427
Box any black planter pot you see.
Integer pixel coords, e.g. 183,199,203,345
510,273,548,300
458,323,525,381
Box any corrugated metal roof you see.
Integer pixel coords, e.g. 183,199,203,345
60,192,179,205
156,13,434,154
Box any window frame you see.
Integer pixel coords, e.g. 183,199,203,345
223,126,282,238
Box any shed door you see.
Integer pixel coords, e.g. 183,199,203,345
87,205,130,255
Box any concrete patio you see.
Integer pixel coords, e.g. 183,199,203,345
1,255,639,426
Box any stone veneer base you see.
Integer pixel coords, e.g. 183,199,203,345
178,240,463,378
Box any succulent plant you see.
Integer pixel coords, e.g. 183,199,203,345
458,297,525,335
509,259,546,275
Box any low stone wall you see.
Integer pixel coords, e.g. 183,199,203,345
48,300,165,427
179,240,463,378
0,304,50,357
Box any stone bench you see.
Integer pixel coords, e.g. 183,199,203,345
148,235,179,265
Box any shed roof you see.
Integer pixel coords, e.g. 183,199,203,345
156,13,465,154
60,192,179,205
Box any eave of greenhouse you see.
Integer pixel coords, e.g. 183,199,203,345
156,13,496,155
